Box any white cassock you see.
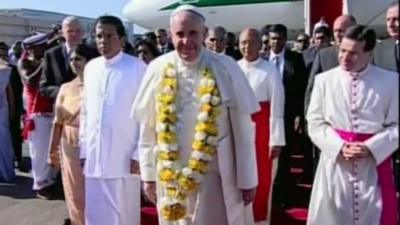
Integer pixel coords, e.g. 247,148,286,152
80,52,146,225
306,65,399,225
131,49,260,225
238,58,285,225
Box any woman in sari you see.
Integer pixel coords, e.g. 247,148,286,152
47,44,94,225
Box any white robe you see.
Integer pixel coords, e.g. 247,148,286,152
80,52,146,225
238,57,285,147
132,49,259,225
238,58,285,225
306,65,399,225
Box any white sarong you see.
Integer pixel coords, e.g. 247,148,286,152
28,114,57,190
85,174,141,225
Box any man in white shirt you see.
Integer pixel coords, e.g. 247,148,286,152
238,28,285,225
80,15,147,225
131,5,259,225
307,25,399,225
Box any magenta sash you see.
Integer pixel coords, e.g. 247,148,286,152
335,129,398,225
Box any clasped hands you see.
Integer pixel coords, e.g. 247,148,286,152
341,142,371,160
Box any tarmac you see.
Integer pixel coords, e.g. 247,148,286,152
0,145,68,225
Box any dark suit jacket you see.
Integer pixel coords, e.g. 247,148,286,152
9,65,23,115
304,45,339,116
40,44,75,99
225,47,242,60
302,46,318,75
267,49,308,133
159,43,174,54
373,38,398,72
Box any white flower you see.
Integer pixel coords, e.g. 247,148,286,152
182,167,203,182
161,160,175,169
211,96,221,106
159,143,170,151
200,78,208,87
182,167,194,177
206,79,216,87
194,132,207,141
206,136,218,146
201,94,212,104
166,68,176,78
169,124,177,132
163,86,174,94
156,123,168,132
191,151,212,161
197,112,209,122
168,105,177,113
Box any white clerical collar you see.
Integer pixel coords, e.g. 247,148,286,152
341,64,371,78
242,57,262,68
104,51,123,65
269,48,285,60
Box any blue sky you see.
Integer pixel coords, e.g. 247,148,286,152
0,0,130,19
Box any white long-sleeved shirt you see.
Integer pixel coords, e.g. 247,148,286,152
238,57,286,147
79,51,146,178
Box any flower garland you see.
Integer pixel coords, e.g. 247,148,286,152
156,62,222,221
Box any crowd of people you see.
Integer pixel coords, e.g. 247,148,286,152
0,2,398,225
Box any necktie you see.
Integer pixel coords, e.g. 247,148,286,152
395,43,399,72
274,56,280,74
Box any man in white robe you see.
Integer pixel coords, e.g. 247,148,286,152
79,16,146,225
237,28,285,225
307,25,399,225
131,5,259,225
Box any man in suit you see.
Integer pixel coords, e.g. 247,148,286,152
155,28,174,54
303,26,332,75
267,24,308,209
374,2,398,72
373,1,399,202
226,32,242,60
292,33,310,53
40,16,84,99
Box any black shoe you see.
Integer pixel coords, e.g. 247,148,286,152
63,218,71,225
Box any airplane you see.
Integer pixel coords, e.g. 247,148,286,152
123,0,392,39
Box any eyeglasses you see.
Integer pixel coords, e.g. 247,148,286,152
209,37,224,43
297,39,307,43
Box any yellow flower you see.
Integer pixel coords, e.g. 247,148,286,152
201,104,212,113
195,122,207,132
188,159,208,173
192,140,205,150
162,78,177,88
157,113,177,123
158,151,179,161
198,86,215,95
206,123,218,136
161,203,186,221
159,168,177,182
178,175,198,192
158,132,177,143
159,94,176,104
203,146,216,155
